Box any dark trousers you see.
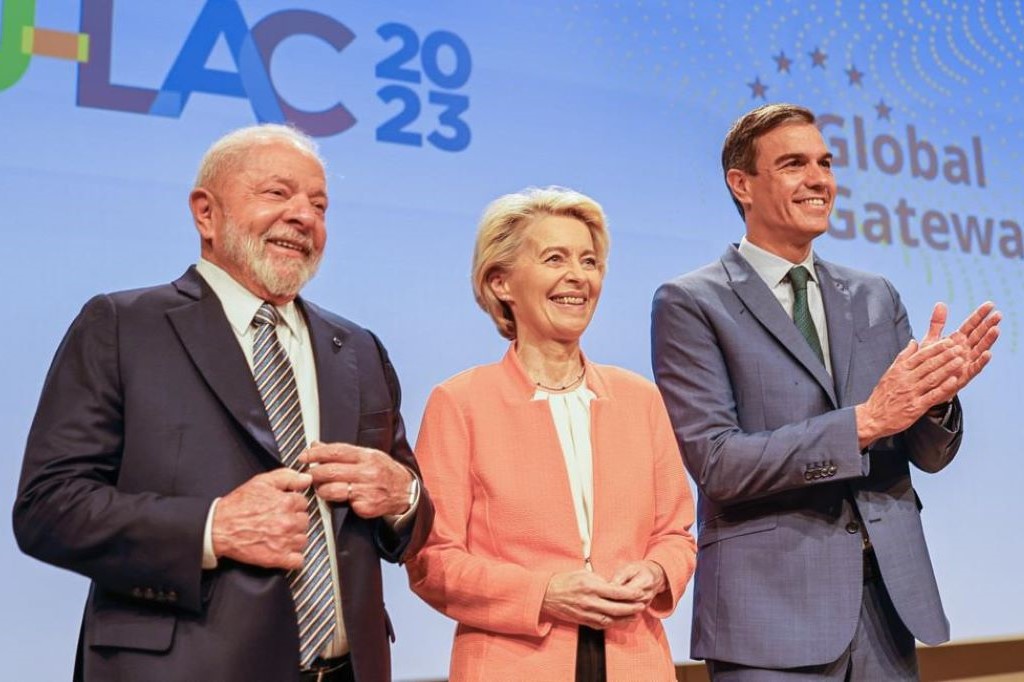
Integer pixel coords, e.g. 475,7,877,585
575,626,607,682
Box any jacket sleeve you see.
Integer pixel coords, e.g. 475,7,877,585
651,280,866,506
366,331,434,563
883,279,963,474
642,387,697,618
406,384,555,637
12,295,211,613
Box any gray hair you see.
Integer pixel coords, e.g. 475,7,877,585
194,124,325,190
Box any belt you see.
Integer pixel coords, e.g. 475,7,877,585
862,547,881,583
299,655,352,682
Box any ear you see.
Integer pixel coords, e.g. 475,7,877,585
725,168,753,211
489,272,512,303
189,188,217,241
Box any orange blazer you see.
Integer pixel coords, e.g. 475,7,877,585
408,347,696,681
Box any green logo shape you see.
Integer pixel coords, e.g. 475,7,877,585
0,0,35,90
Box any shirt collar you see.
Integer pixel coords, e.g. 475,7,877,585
195,259,304,341
738,236,817,289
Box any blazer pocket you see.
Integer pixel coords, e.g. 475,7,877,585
358,409,392,432
697,513,777,549
856,321,897,344
357,409,393,450
88,602,176,652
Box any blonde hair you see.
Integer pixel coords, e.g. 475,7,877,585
471,186,609,340
194,123,324,190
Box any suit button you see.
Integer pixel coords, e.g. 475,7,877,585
805,472,813,481
827,465,837,475
167,590,178,603
131,587,143,598
845,521,860,534
143,588,156,600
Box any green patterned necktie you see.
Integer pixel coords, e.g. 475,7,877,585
788,266,825,365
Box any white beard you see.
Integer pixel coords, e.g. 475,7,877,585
220,221,322,299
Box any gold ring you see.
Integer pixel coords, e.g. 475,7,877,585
347,482,353,497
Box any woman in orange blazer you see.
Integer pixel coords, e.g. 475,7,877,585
407,187,696,681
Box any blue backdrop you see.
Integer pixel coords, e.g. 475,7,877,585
2,1,1022,679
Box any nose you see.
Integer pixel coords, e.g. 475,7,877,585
804,162,831,188
284,195,319,230
564,260,584,283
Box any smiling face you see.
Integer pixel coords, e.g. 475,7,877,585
191,140,328,304
727,122,835,262
489,214,604,346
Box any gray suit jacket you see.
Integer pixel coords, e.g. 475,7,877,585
14,267,433,682
652,245,960,668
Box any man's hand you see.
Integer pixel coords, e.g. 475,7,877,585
212,468,311,570
300,442,413,519
855,338,965,448
541,570,647,630
610,560,667,605
921,301,1000,393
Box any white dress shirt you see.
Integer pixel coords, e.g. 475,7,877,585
534,382,597,568
738,237,833,376
196,258,350,657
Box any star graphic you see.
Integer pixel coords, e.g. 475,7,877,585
809,46,827,68
875,99,893,120
773,51,792,73
845,64,864,86
748,76,769,100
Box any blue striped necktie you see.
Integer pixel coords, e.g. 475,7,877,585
252,303,336,668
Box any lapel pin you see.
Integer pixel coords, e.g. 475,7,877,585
332,335,344,349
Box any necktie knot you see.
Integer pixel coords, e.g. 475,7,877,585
789,265,812,292
253,302,279,329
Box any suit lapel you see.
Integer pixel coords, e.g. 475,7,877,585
302,302,358,445
815,258,854,406
722,247,837,407
301,301,358,532
166,268,281,467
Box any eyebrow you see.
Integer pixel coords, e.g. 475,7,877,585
773,151,833,166
537,245,597,256
261,175,328,198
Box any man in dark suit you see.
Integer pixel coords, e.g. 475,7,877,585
13,124,433,682
652,103,1000,680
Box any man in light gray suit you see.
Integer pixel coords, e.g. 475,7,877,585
652,103,1000,680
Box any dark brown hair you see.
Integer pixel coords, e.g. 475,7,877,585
721,103,815,217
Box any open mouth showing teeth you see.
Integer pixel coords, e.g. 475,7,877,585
797,198,827,206
266,239,309,254
551,296,585,304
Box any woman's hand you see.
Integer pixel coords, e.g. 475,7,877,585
610,561,667,605
540,570,646,629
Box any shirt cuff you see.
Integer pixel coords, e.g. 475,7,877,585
202,498,220,570
383,472,420,531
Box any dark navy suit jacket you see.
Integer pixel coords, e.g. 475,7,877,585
14,267,433,681
652,245,960,668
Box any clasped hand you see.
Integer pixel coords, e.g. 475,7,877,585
540,561,667,630
856,301,1000,447
211,443,412,570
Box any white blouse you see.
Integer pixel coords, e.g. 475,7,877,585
533,382,597,568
